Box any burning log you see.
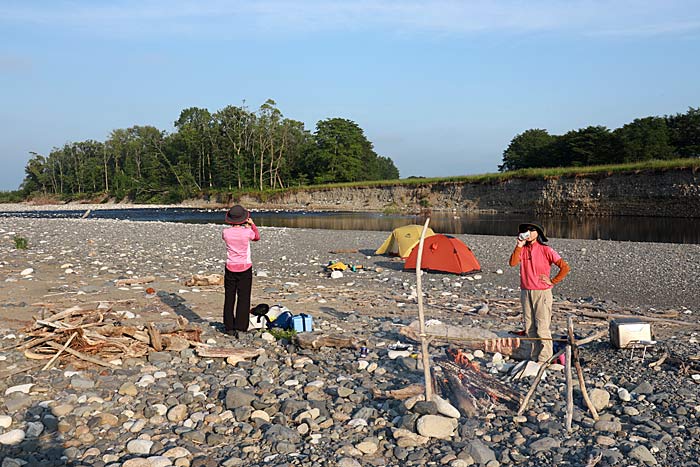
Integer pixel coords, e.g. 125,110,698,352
443,372,478,417
435,348,523,417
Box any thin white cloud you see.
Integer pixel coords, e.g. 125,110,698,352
1,0,699,38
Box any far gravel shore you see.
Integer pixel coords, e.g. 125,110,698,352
0,202,199,212
2,216,699,312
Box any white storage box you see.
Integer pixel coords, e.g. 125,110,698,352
609,318,652,349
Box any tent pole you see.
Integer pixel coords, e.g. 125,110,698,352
415,218,433,402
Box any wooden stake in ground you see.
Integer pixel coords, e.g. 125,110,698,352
517,328,608,416
415,218,433,402
565,335,573,431
517,347,566,416
569,317,599,420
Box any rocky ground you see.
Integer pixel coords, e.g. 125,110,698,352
0,217,699,467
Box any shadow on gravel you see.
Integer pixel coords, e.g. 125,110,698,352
0,403,67,466
318,306,351,320
157,291,206,324
374,260,405,271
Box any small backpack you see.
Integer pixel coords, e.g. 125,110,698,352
248,303,271,330
270,311,294,330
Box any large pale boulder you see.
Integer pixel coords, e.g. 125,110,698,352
416,414,458,439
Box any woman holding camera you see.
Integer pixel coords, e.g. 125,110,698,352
222,205,260,337
509,222,570,363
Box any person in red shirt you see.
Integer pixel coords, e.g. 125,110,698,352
509,222,570,363
222,205,260,337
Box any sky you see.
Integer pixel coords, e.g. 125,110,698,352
1,1,699,190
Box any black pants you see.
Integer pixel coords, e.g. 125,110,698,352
223,267,252,331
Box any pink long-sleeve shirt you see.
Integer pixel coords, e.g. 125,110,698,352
222,223,260,272
510,242,562,290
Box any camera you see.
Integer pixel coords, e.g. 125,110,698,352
518,231,530,241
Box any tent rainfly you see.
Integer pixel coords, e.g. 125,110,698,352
403,234,481,274
375,224,436,258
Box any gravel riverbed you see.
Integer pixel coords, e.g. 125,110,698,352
1,217,699,467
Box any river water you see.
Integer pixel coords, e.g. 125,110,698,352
2,208,699,244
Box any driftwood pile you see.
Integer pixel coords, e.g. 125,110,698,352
17,303,202,370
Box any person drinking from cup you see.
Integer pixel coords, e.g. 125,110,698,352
509,222,570,363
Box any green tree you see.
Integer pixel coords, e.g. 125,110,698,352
21,152,49,194
215,104,256,190
376,155,400,180
555,126,618,167
667,107,700,158
254,99,283,190
311,118,373,183
174,107,215,190
270,117,309,189
614,117,673,162
499,129,555,171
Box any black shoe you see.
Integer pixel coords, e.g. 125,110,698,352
225,329,239,338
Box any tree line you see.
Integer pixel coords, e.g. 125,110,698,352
21,100,399,202
500,107,700,171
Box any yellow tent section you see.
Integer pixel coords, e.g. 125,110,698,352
375,224,436,258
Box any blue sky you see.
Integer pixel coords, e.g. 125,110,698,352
1,0,699,190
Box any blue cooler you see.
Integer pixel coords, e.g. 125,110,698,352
291,313,313,333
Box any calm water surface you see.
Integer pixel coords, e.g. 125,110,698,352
2,208,699,244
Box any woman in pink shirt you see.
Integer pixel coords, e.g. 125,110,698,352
509,222,570,363
222,205,260,337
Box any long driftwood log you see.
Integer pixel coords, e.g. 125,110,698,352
184,274,223,287
195,347,264,359
46,341,118,368
372,383,426,400
115,276,155,287
295,333,360,350
399,320,522,356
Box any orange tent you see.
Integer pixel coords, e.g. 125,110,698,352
404,234,481,275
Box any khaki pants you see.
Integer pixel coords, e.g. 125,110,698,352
521,289,553,363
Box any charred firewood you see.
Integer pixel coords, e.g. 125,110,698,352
434,348,523,417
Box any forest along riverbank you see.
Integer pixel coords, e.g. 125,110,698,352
1,218,699,466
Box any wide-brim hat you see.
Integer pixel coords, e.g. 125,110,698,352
518,222,548,242
225,205,249,225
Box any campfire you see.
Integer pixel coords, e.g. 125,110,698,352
434,347,523,417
